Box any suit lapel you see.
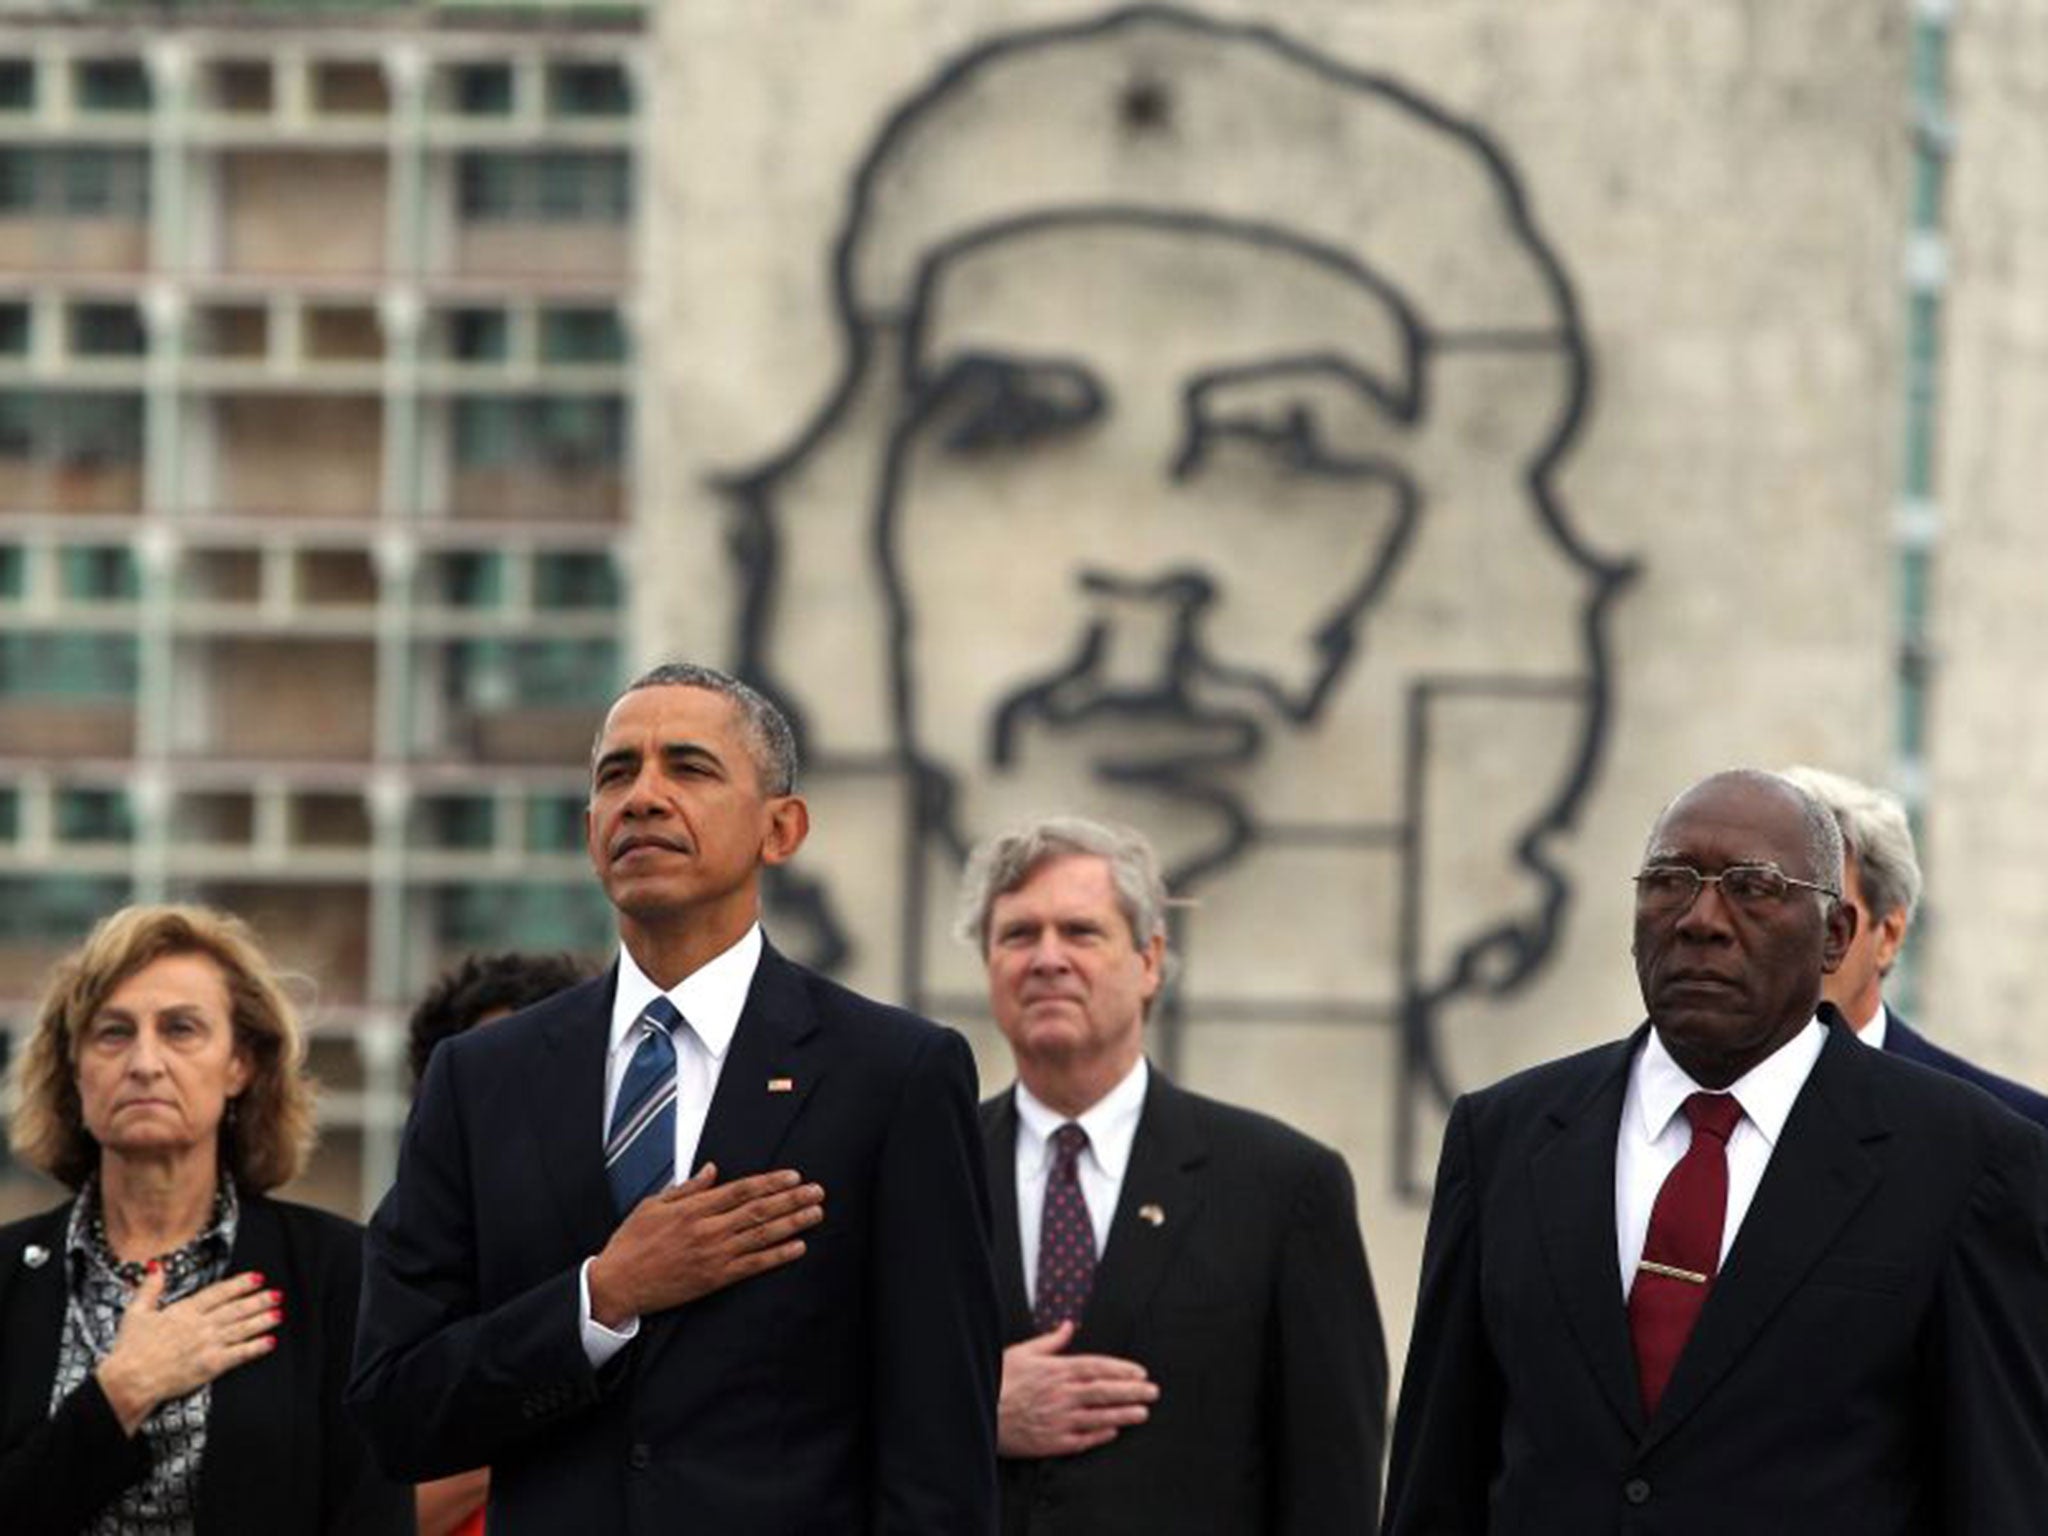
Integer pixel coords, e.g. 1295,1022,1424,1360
1078,1070,1207,1358
1644,1022,1886,1448
530,970,621,1260
1529,1035,1645,1438
691,944,823,1179
981,1093,1035,1343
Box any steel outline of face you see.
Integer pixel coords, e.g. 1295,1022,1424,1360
878,212,1426,875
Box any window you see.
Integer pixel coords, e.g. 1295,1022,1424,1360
453,396,625,473
59,545,138,602
437,551,504,608
60,149,150,218
0,546,23,600
540,306,625,365
0,876,134,941
525,794,584,854
0,391,145,470
533,552,618,610
55,786,132,844
548,62,630,119
70,302,146,358
0,149,153,218
0,59,33,112
210,60,273,115
0,785,17,843
457,152,629,225
75,58,151,113
450,62,514,117
0,302,27,357
0,633,139,699
447,307,509,363
312,60,387,117
437,882,614,951
413,795,495,851
0,148,35,213
451,638,618,709
535,153,627,223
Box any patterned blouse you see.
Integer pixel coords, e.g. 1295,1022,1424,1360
50,1176,240,1536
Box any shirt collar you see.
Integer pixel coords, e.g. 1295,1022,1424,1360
1858,1001,1890,1050
609,924,764,1061
1015,1056,1149,1181
1635,1015,1827,1149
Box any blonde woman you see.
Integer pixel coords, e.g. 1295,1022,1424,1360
0,905,407,1535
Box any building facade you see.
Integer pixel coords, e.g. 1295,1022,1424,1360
0,0,642,1212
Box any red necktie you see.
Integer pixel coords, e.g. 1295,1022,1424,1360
1628,1091,1743,1417
1033,1123,1098,1332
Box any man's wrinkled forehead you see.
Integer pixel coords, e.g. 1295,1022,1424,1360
1643,772,1815,873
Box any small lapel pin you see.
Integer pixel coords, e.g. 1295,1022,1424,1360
1137,1203,1165,1228
767,1076,795,1094
23,1244,49,1269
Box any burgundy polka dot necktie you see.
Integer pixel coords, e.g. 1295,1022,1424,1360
1033,1122,1098,1332
1629,1090,1744,1417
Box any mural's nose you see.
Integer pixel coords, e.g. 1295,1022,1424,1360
1075,568,1214,696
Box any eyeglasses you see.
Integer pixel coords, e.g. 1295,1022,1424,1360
1633,862,1841,913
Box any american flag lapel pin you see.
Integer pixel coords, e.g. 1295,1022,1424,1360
1137,1203,1165,1227
767,1076,795,1094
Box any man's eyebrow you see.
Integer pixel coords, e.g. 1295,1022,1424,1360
660,741,725,769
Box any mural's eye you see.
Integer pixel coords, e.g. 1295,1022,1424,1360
1175,358,1411,482
918,353,1106,453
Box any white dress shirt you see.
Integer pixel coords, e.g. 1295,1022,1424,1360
1853,999,1890,1048
1014,1057,1148,1313
1614,1017,1826,1300
579,924,764,1364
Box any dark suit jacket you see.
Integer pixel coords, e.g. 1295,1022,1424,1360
985,1069,1387,1536
1382,1016,2048,1535
1883,1010,2048,1131
349,944,1001,1535
0,1191,408,1536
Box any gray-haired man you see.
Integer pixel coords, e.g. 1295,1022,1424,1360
1780,764,2048,1129
960,815,1386,1535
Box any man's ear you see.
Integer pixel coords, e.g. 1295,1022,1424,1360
1820,895,1858,975
761,795,810,866
1872,906,1909,976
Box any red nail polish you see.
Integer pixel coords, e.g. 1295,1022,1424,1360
144,1260,159,1276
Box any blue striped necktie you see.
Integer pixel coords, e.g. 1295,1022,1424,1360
607,996,682,1216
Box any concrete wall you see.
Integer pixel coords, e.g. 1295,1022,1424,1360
645,0,1914,1368
1927,1,2048,1088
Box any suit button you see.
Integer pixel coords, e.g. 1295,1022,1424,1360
1623,1477,1651,1505
629,1443,651,1471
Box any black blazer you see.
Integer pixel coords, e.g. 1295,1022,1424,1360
984,1069,1388,1536
1883,1011,2048,1131
0,1191,409,1536
1383,1016,2048,1535
349,944,1001,1535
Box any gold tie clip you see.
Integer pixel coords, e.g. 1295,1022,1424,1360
1637,1259,1709,1286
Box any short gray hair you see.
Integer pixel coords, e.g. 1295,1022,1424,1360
955,816,1172,959
1778,764,1922,924
599,661,799,796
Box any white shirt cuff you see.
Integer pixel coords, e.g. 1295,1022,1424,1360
578,1257,638,1368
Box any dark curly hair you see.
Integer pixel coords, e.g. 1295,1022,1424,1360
407,952,590,1087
